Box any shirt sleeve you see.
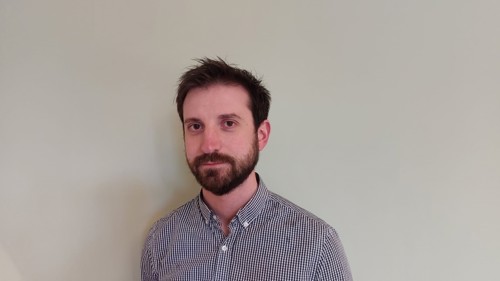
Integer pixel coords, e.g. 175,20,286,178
141,225,158,281
315,227,353,281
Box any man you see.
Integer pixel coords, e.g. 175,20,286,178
141,58,353,280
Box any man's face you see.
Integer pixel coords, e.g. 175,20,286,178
182,83,267,196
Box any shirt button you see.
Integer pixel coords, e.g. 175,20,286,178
243,221,249,228
221,245,228,252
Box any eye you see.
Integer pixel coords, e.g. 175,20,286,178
187,122,203,132
222,120,236,128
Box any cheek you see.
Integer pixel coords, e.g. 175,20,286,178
229,136,255,155
184,138,198,160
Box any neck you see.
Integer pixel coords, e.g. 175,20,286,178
202,172,258,234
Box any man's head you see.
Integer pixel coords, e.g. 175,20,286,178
176,57,271,130
176,58,271,195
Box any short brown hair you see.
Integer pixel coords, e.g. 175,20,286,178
176,57,271,129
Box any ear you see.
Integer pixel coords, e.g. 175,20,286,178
256,120,271,151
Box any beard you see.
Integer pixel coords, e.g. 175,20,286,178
187,138,259,196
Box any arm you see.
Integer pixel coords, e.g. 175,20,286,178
315,227,353,281
141,225,158,281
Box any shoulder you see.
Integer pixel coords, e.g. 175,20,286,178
145,197,199,242
265,192,352,280
265,191,335,234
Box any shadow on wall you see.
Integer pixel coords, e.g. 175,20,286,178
57,109,197,280
0,243,24,281
146,100,201,228
54,178,198,281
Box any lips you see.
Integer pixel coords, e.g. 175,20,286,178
199,161,227,167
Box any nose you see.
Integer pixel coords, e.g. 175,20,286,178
200,127,221,154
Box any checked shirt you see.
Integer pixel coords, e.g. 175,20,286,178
141,177,352,281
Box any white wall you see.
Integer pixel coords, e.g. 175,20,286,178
1,0,499,280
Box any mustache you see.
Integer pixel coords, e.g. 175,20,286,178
194,152,235,166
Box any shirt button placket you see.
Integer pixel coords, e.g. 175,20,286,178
213,222,239,281
213,242,231,281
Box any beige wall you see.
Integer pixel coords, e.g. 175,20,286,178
1,0,499,280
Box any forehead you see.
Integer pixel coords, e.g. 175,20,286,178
183,83,252,119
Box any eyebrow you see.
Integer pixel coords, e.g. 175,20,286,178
219,113,242,120
184,113,243,125
183,118,202,125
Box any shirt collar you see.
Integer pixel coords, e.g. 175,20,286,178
198,193,212,225
197,173,269,227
